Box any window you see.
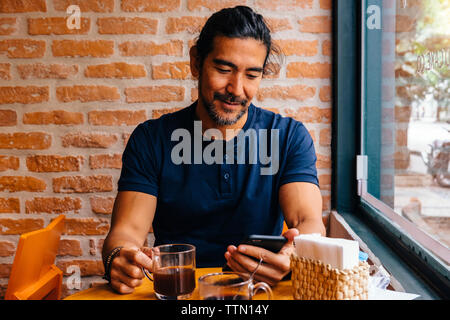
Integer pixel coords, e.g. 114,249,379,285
333,0,449,298
360,0,449,291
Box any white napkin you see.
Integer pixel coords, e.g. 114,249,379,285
294,234,359,270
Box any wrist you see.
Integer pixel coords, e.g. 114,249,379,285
102,246,123,283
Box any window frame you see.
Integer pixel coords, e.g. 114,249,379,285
332,0,449,299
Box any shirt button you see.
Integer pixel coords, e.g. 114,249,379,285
224,173,230,180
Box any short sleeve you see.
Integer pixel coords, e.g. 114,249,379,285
279,122,319,187
118,122,159,197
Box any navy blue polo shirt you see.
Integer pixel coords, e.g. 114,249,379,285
118,102,318,267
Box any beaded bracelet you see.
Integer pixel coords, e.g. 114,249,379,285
102,246,123,283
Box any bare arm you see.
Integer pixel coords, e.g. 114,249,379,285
279,182,326,235
225,182,325,285
102,191,157,294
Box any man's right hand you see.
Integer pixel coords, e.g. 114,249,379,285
109,247,153,294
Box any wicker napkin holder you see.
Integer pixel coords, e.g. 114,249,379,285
290,254,370,300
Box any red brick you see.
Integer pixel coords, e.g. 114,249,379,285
319,86,331,102
90,196,115,214
119,40,183,57
255,0,313,10
187,0,243,11
322,40,332,56
319,0,332,10
0,18,16,35
275,40,318,56
395,106,412,122
85,62,146,78
57,239,83,256
88,110,146,126
316,154,332,169
257,85,316,101
61,132,118,148
0,86,49,104
0,0,46,13
299,16,332,33
319,174,331,190
166,16,208,34
0,132,51,150
0,241,16,257
52,40,114,58
319,128,331,146
123,133,131,146
26,155,83,172
265,18,293,32
0,39,45,58
17,63,78,79
63,218,110,236
394,151,410,170
121,0,180,12
56,85,120,103
396,129,408,147
152,108,183,119
152,61,191,79
53,175,113,193
23,110,84,125
98,17,157,34
0,110,17,126
125,86,184,103
322,195,331,211
25,197,82,214
58,259,104,276
396,85,420,101
53,0,114,12
287,62,332,79
0,198,20,213
0,176,46,192
0,218,44,235
286,106,332,123
0,64,11,80
89,154,122,170
89,239,99,256
396,15,416,33
0,264,12,278
0,156,19,171
28,17,90,35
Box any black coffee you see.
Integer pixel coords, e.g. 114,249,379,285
153,267,195,297
205,295,249,300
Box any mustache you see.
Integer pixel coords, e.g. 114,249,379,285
213,92,248,107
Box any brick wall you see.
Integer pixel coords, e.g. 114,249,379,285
0,0,332,298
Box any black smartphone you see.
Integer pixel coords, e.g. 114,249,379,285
241,234,287,253
222,234,287,271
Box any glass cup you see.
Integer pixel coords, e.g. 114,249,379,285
198,272,273,300
142,244,196,300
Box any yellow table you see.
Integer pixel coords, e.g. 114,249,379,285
65,267,294,300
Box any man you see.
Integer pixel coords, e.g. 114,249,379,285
102,6,326,294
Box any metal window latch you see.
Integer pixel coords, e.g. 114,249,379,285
356,155,368,196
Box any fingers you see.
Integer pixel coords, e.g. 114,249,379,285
225,244,291,286
108,247,153,294
110,279,135,294
282,228,299,242
120,247,153,270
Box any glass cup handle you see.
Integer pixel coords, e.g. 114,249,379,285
251,282,273,300
141,267,153,282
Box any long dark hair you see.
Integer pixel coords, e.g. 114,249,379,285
195,6,282,76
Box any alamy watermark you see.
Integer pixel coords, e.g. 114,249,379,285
66,265,81,290
171,121,280,175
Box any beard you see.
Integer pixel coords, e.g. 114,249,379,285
198,79,249,126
